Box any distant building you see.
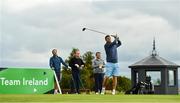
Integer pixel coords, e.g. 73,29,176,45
129,39,180,94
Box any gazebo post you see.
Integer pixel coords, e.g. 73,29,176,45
131,69,135,87
161,68,168,94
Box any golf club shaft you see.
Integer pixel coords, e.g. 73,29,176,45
77,74,85,90
53,70,62,94
83,27,118,37
85,28,107,35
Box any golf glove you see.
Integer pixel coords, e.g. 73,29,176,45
51,67,55,70
80,65,84,70
75,64,80,68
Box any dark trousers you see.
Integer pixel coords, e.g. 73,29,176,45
71,72,80,94
94,73,104,93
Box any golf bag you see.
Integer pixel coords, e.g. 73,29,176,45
125,81,147,94
125,76,154,94
144,76,155,94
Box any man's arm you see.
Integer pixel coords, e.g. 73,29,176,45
102,60,105,68
60,57,68,68
113,35,122,47
116,39,122,47
49,58,53,68
106,40,117,48
49,58,54,69
69,58,76,68
92,60,99,68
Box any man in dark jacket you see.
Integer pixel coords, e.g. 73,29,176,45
49,49,68,94
69,49,84,94
101,35,122,95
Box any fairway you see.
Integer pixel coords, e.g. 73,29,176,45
0,94,180,103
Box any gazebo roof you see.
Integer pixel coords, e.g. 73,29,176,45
129,38,180,68
129,55,180,68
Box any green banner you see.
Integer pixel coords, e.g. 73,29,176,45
0,68,54,94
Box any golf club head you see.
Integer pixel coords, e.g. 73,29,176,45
82,28,86,31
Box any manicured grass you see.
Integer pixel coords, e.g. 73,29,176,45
0,94,180,103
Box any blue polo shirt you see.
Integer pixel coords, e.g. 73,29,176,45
104,39,121,63
49,55,68,72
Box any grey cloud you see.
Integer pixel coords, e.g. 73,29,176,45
91,0,180,29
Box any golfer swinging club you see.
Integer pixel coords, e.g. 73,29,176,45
101,34,122,95
49,49,69,94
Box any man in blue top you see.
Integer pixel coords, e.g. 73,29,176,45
101,35,122,95
49,49,68,94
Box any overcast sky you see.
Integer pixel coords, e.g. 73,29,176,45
0,0,180,78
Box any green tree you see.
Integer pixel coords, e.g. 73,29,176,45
105,76,131,92
117,76,131,92
81,51,95,90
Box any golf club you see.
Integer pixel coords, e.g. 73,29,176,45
71,73,85,94
77,74,86,91
53,70,62,94
76,66,86,93
82,27,107,35
82,27,118,38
